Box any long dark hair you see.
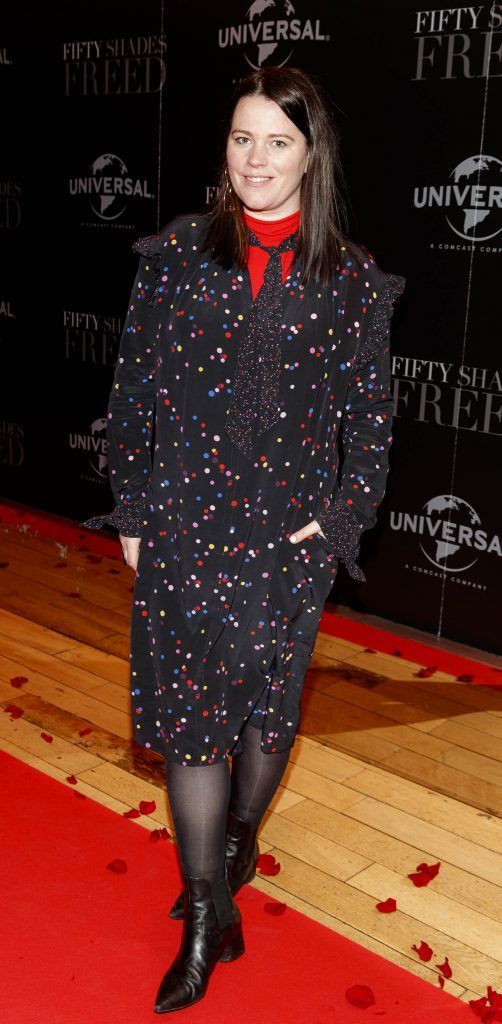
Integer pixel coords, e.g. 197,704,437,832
203,66,362,285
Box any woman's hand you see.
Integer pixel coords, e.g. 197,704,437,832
119,535,141,571
289,520,327,544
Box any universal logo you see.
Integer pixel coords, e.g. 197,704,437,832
390,494,501,576
69,418,108,478
218,0,329,69
69,153,154,226
0,46,13,66
0,300,15,318
414,154,502,245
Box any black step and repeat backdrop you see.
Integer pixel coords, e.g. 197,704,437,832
1,1,501,653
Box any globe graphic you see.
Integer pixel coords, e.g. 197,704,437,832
244,0,295,69
447,155,502,241
420,494,481,572
89,416,108,477
90,153,128,220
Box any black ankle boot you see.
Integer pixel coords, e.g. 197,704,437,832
154,872,244,1013
168,810,260,920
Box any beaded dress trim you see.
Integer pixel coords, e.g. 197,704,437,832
316,273,406,581
224,227,299,460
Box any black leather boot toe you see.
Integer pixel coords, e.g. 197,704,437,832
155,873,244,1013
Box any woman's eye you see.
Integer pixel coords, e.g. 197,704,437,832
232,136,286,147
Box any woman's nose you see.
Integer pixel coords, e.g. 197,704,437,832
246,144,268,167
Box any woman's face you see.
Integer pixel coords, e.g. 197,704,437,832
226,94,309,220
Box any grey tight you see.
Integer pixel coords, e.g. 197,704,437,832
165,721,291,880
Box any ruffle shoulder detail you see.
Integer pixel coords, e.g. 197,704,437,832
130,213,209,305
352,272,406,374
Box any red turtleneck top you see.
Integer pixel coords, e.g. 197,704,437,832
244,209,300,300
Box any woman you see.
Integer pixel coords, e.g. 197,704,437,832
82,66,405,1013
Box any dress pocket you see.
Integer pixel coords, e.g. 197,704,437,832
313,529,334,554
298,533,338,607
303,529,337,563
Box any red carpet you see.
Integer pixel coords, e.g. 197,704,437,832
2,749,479,1023
1,498,500,685
319,606,502,688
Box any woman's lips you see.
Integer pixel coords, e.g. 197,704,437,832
243,175,273,187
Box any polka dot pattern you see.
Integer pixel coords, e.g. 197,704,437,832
81,213,406,765
225,226,299,460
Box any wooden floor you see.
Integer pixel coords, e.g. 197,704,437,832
1,520,502,1002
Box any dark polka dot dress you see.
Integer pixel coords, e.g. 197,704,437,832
81,212,406,765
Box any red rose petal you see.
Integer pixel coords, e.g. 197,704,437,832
54,560,68,568
408,872,430,887
263,864,282,877
148,828,170,843
412,940,434,961
416,860,441,877
438,975,445,988
123,808,141,819
257,853,275,869
68,591,81,598
256,853,281,876
0,561,9,568
469,995,499,1019
488,988,502,1009
10,675,28,688
408,861,441,887
436,956,452,979
469,997,489,1020
363,648,377,654
66,775,78,785
78,726,93,737
264,901,286,915
107,858,127,874
139,800,156,815
74,791,86,800
392,649,403,657
150,827,170,842
345,984,375,1009
85,553,103,564
456,673,474,683
40,732,53,743
376,898,397,913
414,665,438,678
4,704,24,719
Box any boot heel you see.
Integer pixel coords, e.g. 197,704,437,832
219,929,245,962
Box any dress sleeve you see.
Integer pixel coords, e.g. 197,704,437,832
79,235,163,536
317,272,406,581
